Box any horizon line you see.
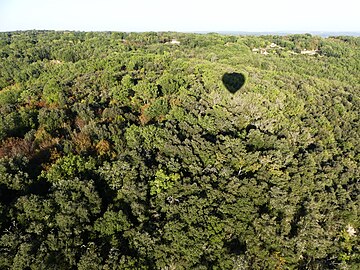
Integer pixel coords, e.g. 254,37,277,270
1,29,360,36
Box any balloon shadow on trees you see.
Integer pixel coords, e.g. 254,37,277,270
222,72,246,94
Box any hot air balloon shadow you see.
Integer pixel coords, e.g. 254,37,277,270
222,72,245,94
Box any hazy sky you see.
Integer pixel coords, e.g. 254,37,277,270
0,0,359,32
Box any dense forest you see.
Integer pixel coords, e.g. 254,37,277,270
0,30,359,269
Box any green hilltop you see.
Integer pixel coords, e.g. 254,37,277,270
0,31,359,269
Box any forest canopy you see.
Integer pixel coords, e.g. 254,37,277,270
0,30,359,269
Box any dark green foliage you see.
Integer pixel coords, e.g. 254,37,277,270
0,30,359,269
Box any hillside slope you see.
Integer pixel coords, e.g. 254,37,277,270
0,31,359,269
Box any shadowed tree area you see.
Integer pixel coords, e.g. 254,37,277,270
222,72,246,93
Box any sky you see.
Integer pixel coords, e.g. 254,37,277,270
0,0,359,33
